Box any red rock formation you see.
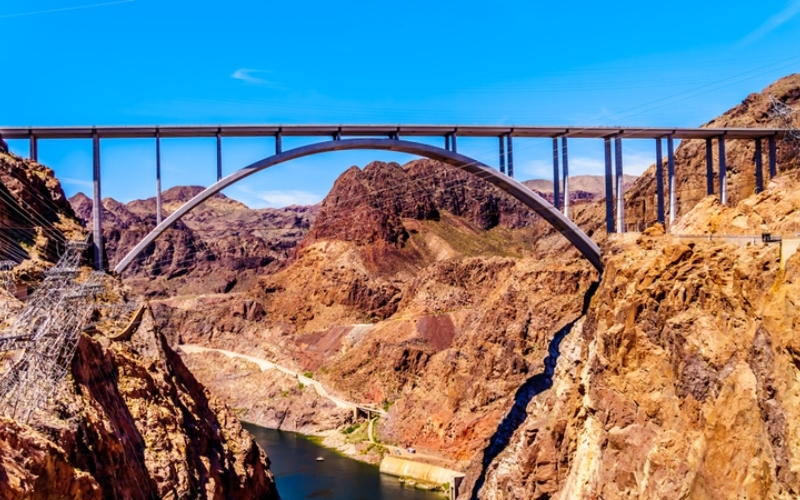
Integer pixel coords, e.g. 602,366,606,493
0,156,280,499
71,186,317,297
625,73,800,227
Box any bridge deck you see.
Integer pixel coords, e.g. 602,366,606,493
0,124,786,140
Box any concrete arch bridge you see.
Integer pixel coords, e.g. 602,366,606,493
0,124,790,275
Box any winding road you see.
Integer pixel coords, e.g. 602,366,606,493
178,344,385,416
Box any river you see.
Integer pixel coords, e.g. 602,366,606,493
244,423,446,500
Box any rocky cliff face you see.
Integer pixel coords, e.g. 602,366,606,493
0,304,280,500
0,154,280,499
0,152,84,266
523,174,638,206
459,112,800,499
625,73,800,226
71,187,317,297
164,158,599,467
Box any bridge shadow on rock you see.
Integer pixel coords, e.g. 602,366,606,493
467,281,599,500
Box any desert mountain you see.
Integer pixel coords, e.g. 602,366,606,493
0,151,279,499
70,186,317,297
160,157,598,467
624,73,800,226
161,75,800,500
523,173,638,204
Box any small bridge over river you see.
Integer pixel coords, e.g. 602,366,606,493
0,124,791,274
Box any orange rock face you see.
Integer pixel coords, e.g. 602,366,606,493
460,157,800,500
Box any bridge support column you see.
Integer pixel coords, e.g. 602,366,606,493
705,138,714,195
768,135,777,178
498,136,505,174
216,130,223,182
92,131,104,271
655,138,665,225
29,134,38,162
755,138,764,194
562,137,569,218
156,131,163,225
604,137,614,233
614,136,625,233
275,132,283,154
552,138,560,210
444,135,450,151
452,132,458,153
668,135,676,225
506,134,513,178
718,136,727,205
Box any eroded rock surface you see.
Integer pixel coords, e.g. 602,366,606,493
461,175,800,499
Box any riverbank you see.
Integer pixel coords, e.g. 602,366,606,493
244,424,445,500
179,344,465,470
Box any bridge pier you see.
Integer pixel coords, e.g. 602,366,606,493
498,136,505,174
614,136,625,233
768,135,777,178
668,135,676,225
655,138,665,225
29,133,38,162
216,129,223,182
450,132,458,153
275,131,283,154
156,131,163,225
755,138,764,194
92,131,104,271
705,138,714,195
718,135,727,205
552,138,560,210
562,137,569,218
506,134,513,178
604,137,614,233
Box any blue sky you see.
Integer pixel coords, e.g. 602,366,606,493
2,0,800,207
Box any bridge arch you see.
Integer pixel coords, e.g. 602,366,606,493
113,139,602,274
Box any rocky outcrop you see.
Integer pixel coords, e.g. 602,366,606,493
163,158,598,467
306,159,537,249
523,174,638,205
0,303,281,500
71,187,317,297
0,152,84,265
625,73,800,227
0,418,101,499
0,155,280,499
460,170,800,498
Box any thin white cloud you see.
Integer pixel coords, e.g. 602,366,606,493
257,190,322,208
60,177,93,189
520,153,653,180
231,68,276,86
231,186,322,208
739,0,800,46
0,0,133,19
